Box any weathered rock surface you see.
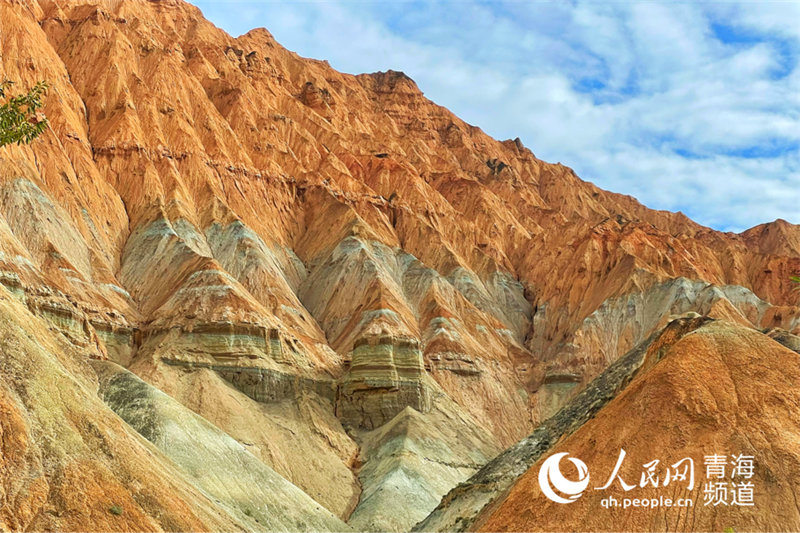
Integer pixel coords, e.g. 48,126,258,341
422,317,800,531
0,0,798,530
475,321,800,531
765,327,800,353
0,289,246,531
129,356,362,519
532,277,799,421
415,316,710,532
337,333,430,431
93,360,352,532
348,377,500,532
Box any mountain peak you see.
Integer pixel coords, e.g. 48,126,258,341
0,1,797,530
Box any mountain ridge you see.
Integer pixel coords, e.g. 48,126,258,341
0,0,798,530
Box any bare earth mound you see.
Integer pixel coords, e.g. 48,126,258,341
476,321,800,532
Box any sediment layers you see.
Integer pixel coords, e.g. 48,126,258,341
0,0,797,530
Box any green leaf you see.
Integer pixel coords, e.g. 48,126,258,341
0,80,49,148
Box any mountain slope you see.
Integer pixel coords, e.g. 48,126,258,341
0,0,798,530
93,361,351,531
476,320,800,532
0,288,248,531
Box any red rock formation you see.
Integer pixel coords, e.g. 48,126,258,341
477,320,800,532
0,0,797,530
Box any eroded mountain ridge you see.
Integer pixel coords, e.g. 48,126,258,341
0,0,798,530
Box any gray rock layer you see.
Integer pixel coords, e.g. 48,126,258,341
93,360,352,532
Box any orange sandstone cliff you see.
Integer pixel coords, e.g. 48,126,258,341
0,0,798,531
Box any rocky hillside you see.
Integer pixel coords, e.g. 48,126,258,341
0,0,798,531
474,320,800,532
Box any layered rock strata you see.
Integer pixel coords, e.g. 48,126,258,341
0,0,798,530
415,315,710,532
337,334,431,430
94,361,351,532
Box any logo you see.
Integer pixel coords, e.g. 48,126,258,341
537,449,756,509
538,452,590,504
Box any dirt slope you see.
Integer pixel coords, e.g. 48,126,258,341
0,0,798,530
476,321,800,532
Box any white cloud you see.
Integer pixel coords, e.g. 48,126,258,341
194,0,800,232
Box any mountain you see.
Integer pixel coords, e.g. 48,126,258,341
0,0,798,531
473,320,800,532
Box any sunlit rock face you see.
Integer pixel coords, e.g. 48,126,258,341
416,316,712,533
94,361,351,532
0,0,798,530
531,276,800,421
337,333,431,431
474,320,800,532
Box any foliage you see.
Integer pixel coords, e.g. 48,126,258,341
0,80,49,147
108,504,123,516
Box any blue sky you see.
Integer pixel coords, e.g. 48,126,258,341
193,1,799,232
